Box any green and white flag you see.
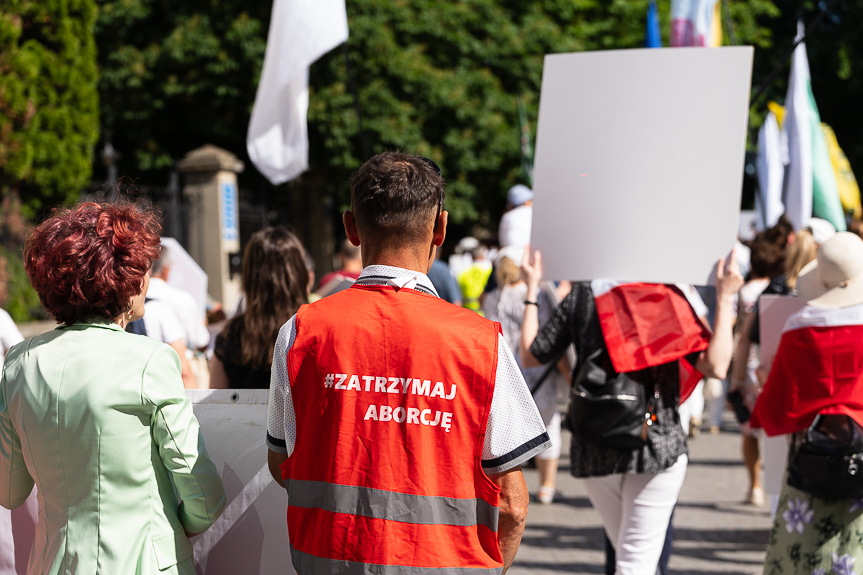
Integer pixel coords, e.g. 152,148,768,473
782,21,845,231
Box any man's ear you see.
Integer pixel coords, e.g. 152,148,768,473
433,211,448,247
343,211,361,247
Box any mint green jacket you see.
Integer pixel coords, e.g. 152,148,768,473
0,322,226,574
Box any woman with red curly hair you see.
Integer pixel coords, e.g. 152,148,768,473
0,202,225,574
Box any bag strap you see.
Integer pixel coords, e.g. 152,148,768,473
530,350,567,396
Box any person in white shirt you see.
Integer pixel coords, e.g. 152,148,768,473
147,245,210,351
140,297,197,389
498,184,533,248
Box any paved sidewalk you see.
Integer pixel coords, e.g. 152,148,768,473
513,418,773,575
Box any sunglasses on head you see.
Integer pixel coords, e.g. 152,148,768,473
417,156,443,223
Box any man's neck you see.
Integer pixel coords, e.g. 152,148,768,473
361,245,432,275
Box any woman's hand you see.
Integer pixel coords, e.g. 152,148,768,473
519,247,544,369
714,247,745,302
695,247,746,380
521,248,543,293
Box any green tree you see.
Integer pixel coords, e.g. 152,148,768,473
0,0,99,219
310,0,780,223
95,0,781,226
95,0,270,175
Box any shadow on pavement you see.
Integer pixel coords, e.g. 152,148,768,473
547,495,593,509
520,524,606,552
519,524,768,570
676,500,773,518
672,526,769,547
670,570,759,575
513,560,605,573
686,459,744,467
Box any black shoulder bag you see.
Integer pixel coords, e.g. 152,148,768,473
787,414,863,499
566,350,657,450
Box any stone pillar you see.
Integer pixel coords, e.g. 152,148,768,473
177,145,244,307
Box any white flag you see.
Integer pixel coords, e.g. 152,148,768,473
247,0,349,185
755,111,786,230
782,22,813,231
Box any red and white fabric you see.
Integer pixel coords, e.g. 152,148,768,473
750,303,863,436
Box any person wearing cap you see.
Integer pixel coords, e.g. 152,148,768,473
751,232,863,574
265,151,551,574
499,184,534,249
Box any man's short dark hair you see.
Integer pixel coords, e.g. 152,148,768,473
350,150,445,244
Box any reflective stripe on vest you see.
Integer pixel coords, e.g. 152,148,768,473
289,479,499,531
291,547,504,575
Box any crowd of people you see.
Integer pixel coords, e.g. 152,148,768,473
2,151,863,575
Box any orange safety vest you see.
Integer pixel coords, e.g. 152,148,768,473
283,283,503,574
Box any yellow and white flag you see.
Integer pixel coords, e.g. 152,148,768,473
822,124,862,219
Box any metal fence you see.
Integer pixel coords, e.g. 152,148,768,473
84,173,272,255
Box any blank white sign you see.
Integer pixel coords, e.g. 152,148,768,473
189,389,294,575
531,47,753,285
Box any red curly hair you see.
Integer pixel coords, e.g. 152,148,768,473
24,202,162,325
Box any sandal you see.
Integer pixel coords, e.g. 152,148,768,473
538,486,555,505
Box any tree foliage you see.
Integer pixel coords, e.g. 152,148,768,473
96,0,786,226
314,0,779,223
0,0,99,218
95,0,269,174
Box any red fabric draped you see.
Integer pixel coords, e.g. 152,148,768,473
593,283,711,403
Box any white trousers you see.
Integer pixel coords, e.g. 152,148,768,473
583,455,688,575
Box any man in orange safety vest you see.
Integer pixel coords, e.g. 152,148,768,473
265,151,550,574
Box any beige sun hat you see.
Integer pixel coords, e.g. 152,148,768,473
797,232,863,308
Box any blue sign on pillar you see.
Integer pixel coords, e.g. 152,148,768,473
220,181,239,241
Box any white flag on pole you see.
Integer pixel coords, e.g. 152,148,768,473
782,22,813,231
755,111,786,230
247,0,349,185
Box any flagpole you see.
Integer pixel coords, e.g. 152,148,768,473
721,0,737,45
749,0,839,108
342,43,371,161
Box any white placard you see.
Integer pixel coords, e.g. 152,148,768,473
759,295,805,367
161,237,209,315
758,295,804,498
189,389,293,575
531,46,753,285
